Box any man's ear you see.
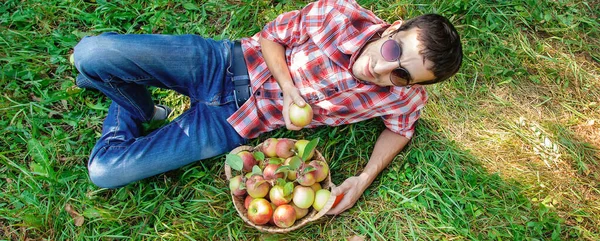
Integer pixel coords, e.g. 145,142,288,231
382,20,403,36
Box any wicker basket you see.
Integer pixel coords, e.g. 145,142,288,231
224,141,337,233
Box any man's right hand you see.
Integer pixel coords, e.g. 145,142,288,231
281,85,307,131
258,36,309,131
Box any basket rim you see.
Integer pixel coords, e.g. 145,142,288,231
224,139,336,233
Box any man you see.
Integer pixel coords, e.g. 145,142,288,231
73,0,462,215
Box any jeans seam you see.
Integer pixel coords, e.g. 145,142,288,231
107,105,120,146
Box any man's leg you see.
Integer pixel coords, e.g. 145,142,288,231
89,100,244,188
74,33,244,188
73,32,233,122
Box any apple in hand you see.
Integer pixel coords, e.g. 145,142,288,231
313,189,331,211
237,151,257,172
263,163,284,181
292,185,315,209
262,138,279,158
294,139,315,160
247,198,273,225
272,204,297,228
308,160,329,182
291,203,309,219
269,184,292,206
276,138,296,158
289,103,313,128
246,175,270,198
229,175,246,197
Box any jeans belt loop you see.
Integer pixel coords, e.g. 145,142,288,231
232,41,251,109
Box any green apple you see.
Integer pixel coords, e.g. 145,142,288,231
289,103,313,127
312,189,331,211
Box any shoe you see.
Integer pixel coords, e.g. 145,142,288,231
151,104,172,121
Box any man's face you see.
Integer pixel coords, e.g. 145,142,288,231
352,25,435,87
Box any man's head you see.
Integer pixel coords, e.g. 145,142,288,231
352,14,463,87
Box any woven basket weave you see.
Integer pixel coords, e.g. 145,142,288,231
224,141,336,233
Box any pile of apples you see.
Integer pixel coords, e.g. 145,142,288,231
226,138,339,228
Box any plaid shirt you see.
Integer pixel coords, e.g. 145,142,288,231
227,0,428,139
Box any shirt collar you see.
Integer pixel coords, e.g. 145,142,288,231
348,28,387,80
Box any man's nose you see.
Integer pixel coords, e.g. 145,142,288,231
373,60,398,76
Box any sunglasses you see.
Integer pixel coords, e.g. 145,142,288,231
380,36,412,86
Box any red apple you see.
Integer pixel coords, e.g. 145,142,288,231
313,189,331,211
294,139,315,161
263,163,284,181
289,103,313,127
247,198,273,225
269,184,292,206
229,175,246,197
237,151,257,172
246,175,270,198
309,160,329,182
296,166,316,187
275,138,296,158
291,203,309,219
292,185,315,209
269,203,277,226
244,195,254,210
273,204,297,228
262,138,279,158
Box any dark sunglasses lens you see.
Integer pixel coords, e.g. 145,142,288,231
392,68,410,85
381,40,401,62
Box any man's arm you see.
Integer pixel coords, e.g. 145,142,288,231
327,128,410,214
258,36,306,131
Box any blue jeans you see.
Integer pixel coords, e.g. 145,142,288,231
74,33,246,188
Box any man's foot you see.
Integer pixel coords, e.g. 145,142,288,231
151,104,172,121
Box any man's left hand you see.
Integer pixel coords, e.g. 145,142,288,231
326,174,370,215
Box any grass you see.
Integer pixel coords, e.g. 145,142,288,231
1,0,599,240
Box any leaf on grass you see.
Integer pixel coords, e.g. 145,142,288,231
29,162,48,177
27,139,49,165
65,204,84,227
225,154,243,171
182,3,199,10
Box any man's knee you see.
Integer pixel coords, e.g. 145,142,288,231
73,33,119,79
87,154,126,189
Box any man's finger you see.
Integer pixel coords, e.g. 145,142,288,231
290,92,306,107
330,187,340,196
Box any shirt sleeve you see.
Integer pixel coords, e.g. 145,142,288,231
261,0,384,49
381,108,422,139
380,87,428,139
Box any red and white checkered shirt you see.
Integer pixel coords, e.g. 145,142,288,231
227,0,428,139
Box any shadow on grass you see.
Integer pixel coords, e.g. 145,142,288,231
37,118,588,240
276,119,579,240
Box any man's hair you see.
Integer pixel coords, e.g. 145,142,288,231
395,14,463,84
